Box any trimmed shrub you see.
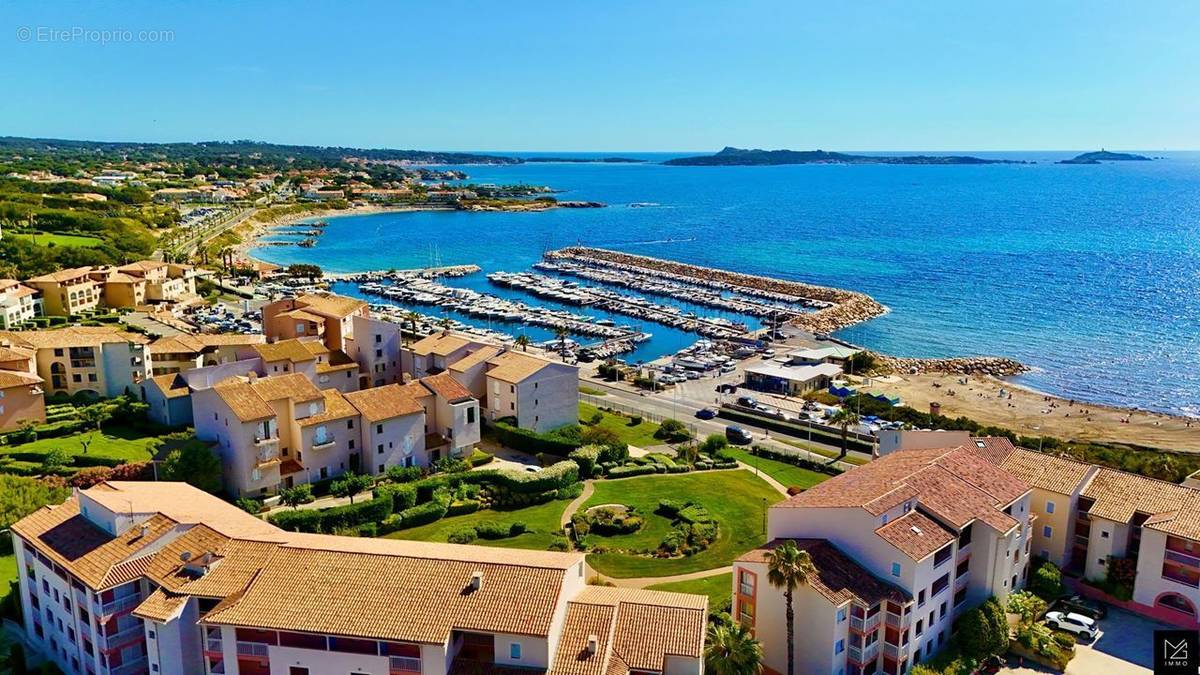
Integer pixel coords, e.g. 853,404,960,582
385,465,425,483
607,464,657,478
447,499,480,516
374,482,417,512
269,508,322,533
476,521,514,540
488,417,581,456
569,445,601,477
448,527,478,544
397,499,448,528
469,449,494,466
318,497,391,532
357,522,378,538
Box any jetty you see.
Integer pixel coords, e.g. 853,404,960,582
324,264,481,282
544,247,888,334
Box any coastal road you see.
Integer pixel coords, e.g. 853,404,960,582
581,377,871,468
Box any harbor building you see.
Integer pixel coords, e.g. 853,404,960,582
742,360,843,396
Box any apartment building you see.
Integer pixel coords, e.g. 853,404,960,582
476,350,579,433
0,278,43,327
0,368,45,431
26,268,101,316
343,384,428,474
349,315,404,388
399,373,481,462
148,335,264,376
735,443,1033,675
0,327,150,398
406,331,490,378
11,481,705,675
116,261,198,304
141,360,264,428
262,293,368,352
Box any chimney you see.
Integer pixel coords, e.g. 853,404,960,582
179,551,192,563
469,570,483,592
247,371,258,383
138,523,149,539
586,635,599,654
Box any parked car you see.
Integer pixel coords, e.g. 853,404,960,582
736,396,758,408
716,383,738,393
695,408,717,420
726,425,754,445
1045,611,1098,639
1058,594,1107,620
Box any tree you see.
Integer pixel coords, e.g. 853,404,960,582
404,311,421,346
958,597,1009,660
1006,590,1047,627
827,408,861,459
330,472,373,504
41,448,69,474
704,621,763,675
554,325,569,355
278,484,313,509
766,540,816,675
78,404,111,432
160,441,223,493
1029,559,1064,599
515,334,531,352
439,316,453,334
654,418,693,443
700,433,728,455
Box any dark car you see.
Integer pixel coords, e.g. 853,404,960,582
1059,594,1107,620
736,395,758,408
726,425,754,445
695,408,717,420
716,383,738,394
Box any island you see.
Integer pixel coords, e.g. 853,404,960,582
1057,150,1153,164
663,146,1028,166
523,156,647,163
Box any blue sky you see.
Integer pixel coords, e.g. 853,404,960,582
1,1,1198,151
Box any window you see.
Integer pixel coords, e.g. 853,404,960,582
891,562,901,577
376,424,383,434
378,444,384,454
939,601,947,619
467,406,476,424
1101,531,1110,539
915,619,923,636
836,607,846,623
348,440,355,450
1046,500,1056,514
510,643,522,660
835,639,845,655
148,629,156,639
881,514,889,526
918,590,926,607
289,668,310,675
1043,525,1052,538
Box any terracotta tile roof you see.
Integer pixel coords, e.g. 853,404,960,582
486,350,556,384
0,344,36,362
299,389,359,427
118,260,168,274
344,383,424,421
253,339,317,363
779,445,1028,535
196,334,264,347
316,349,357,373
550,602,617,675
1082,467,1197,524
84,482,284,541
300,340,330,356
967,436,1019,464
149,335,206,355
1144,493,1200,541
27,267,95,284
738,538,909,607
132,588,189,622
209,372,321,421
249,372,322,404
448,345,503,373
278,308,324,323
419,372,474,403
101,272,143,285
552,586,705,672
0,369,41,388
201,544,574,643
279,458,304,475
148,373,191,398
212,378,275,422
998,448,1094,495
410,332,472,357
875,511,955,561
294,293,367,318
2,326,149,348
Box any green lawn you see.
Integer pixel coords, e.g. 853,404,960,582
578,386,607,396
580,470,782,578
0,426,162,473
777,437,870,465
383,498,568,550
648,572,732,609
10,232,104,248
719,447,831,490
579,402,663,448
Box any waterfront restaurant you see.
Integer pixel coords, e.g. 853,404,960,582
742,361,844,396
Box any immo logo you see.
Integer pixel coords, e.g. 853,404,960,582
1155,630,1199,675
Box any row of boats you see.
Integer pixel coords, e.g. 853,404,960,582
533,259,808,319
487,271,748,340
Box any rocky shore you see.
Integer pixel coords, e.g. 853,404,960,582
549,246,888,333
871,353,1028,377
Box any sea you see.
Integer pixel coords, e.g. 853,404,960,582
250,151,1200,418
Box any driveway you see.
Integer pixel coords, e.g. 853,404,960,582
1001,607,1159,675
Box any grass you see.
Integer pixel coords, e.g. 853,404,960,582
777,437,870,465
383,498,568,550
580,469,783,578
10,232,104,248
647,572,732,608
0,425,162,473
578,386,607,396
579,402,663,448
719,446,831,490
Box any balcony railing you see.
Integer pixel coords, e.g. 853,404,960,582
847,641,879,664
102,625,144,649
883,642,908,660
885,611,910,629
1074,534,1090,547
1165,549,1200,569
99,594,141,617
850,613,881,633
236,641,270,657
955,573,971,591
205,638,223,653
390,656,422,672
254,434,279,447
312,436,336,450
255,448,279,466
1161,569,1200,588
109,657,148,675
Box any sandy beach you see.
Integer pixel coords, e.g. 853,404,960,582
233,204,436,264
873,372,1200,451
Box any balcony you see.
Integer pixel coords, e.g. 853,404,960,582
955,573,971,592
390,656,422,673
254,434,279,448
109,657,148,675
205,638,223,654
102,625,144,650
254,448,280,467
236,641,270,658
850,613,882,633
884,611,910,629
312,435,336,450
99,594,141,617
957,544,971,562
848,641,880,665
883,642,909,661
1165,549,1200,569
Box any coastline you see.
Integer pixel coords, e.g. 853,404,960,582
235,204,445,265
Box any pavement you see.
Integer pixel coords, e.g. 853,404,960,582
1001,607,1158,675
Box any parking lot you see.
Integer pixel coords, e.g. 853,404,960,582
1002,607,1159,674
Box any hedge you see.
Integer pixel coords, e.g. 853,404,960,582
569,445,600,477
447,499,480,516
374,482,417,512
607,464,658,478
486,461,579,494
268,496,392,533
396,499,448,528
717,407,874,454
488,417,580,456
269,508,323,533
749,445,844,477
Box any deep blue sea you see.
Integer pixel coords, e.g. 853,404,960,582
252,151,1200,417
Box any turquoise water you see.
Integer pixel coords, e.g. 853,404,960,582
252,152,1200,417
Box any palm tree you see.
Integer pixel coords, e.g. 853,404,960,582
704,622,763,675
515,334,531,352
766,540,816,675
438,316,453,335
404,311,420,346
827,407,861,459
554,325,568,355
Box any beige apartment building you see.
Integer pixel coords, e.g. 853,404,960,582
148,334,265,376
0,326,150,398
26,268,101,316
262,293,368,352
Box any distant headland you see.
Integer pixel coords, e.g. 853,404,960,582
1057,150,1153,164
523,157,647,164
663,146,1029,166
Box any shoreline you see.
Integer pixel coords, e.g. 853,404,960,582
239,211,1200,445
235,204,443,265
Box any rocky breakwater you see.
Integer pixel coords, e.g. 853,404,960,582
872,353,1028,377
547,246,888,333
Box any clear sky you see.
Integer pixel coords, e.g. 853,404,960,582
2,1,1198,151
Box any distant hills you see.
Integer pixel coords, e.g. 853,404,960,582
524,157,647,164
663,146,1027,166
1057,150,1153,164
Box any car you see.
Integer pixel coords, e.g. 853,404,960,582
761,349,776,358
716,383,738,393
1058,595,1107,620
1045,611,1098,639
685,371,700,380
736,395,758,408
695,408,717,420
726,425,754,445
523,465,542,473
